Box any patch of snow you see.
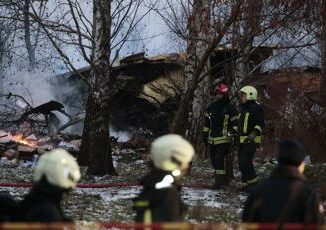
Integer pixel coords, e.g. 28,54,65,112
181,188,229,208
75,187,141,202
58,141,79,151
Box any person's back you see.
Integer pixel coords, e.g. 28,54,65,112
134,169,186,223
19,177,70,222
18,149,80,223
133,134,194,224
243,166,322,223
242,140,324,224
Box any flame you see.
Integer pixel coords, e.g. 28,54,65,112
9,133,36,147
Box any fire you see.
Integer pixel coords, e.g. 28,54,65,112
9,133,36,147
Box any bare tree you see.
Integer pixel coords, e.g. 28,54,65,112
319,0,326,102
232,0,263,94
183,0,212,155
2,0,150,175
153,0,241,152
23,0,47,71
153,0,320,158
0,5,18,97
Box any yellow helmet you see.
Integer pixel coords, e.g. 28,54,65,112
149,134,194,172
34,149,81,189
240,85,258,101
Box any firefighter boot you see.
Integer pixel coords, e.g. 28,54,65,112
213,174,227,189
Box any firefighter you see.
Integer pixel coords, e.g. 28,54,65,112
19,149,81,222
203,83,238,189
237,85,264,192
242,140,324,224
133,134,194,223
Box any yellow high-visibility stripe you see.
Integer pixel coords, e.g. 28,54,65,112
243,113,250,133
208,113,212,138
134,200,149,207
254,125,262,133
208,136,231,145
215,170,226,175
222,115,229,135
246,177,259,185
144,209,152,225
241,181,248,186
240,136,262,144
230,115,239,122
203,127,210,132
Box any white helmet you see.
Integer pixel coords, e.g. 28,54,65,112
149,134,195,172
240,85,258,101
34,149,81,189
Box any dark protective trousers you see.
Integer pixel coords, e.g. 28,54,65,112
238,143,257,184
209,144,230,172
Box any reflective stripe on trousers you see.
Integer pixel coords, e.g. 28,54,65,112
240,136,262,144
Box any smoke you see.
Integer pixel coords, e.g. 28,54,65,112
3,67,76,132
4,68,57,106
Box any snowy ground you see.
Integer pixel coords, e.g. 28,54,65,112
0,148,325,223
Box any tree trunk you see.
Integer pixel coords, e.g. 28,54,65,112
232,0,262,95
24,0,36,71
188,0,212,158
320,0,326,103
0,54,4,96
170,0,238,143
78,0,115,175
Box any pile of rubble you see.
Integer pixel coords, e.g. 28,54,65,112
0,130,81,166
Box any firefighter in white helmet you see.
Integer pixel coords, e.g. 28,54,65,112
19,149,80,222
237,86,265,192
133,134,194,224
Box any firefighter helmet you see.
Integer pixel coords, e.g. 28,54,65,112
34,149,81,189
240,85,258,101
217,83,229,96
149,134,194,172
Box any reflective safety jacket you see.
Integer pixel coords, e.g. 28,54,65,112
237,101,264,144
203,99,238,145
133,169,186,224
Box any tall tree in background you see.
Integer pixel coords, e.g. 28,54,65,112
184,0,212,156
320,0,326,102
23,0,46,71
0,5,17,96
232,0,262,94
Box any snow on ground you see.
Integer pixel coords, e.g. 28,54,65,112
0,185,246,223
0,148,325,223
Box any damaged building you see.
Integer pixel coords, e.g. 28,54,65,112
53,47,273,134
53,48,326,163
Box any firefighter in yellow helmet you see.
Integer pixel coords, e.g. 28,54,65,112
133,134,194,223
237,86,264,192
19,149,81,222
